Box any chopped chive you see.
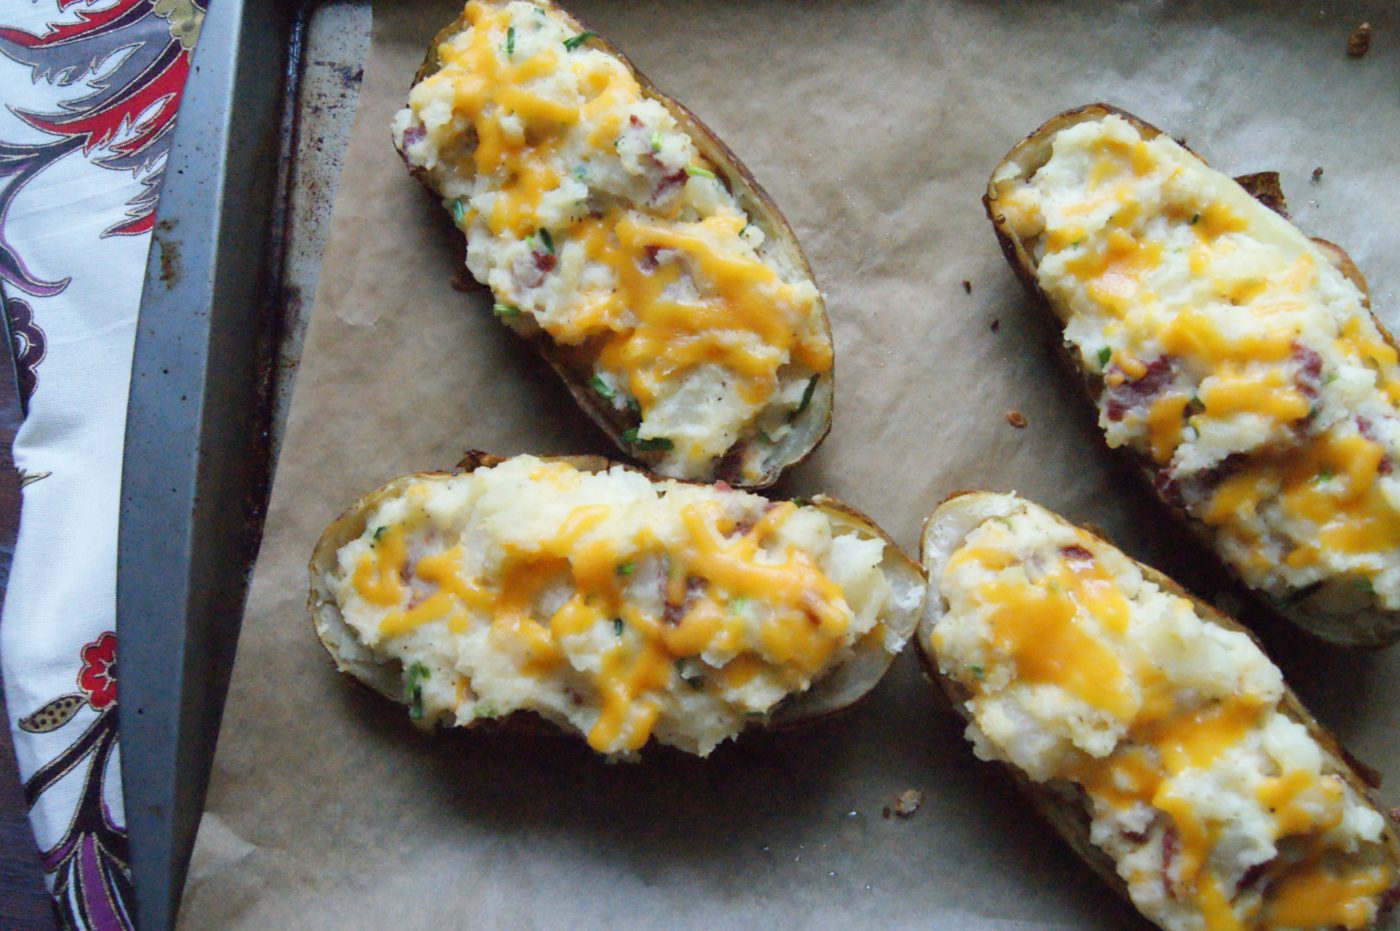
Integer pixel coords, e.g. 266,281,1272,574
563,31,596,51
616,562,636,577
450,199,468,226
1071,240,1083,248
573,165,587,181
622,427,673,451
1357,578,1375,595
1316,469,1333,483
1323,371,1338,385
493,303,520,318
673,659,704,689
474,701,498,718
684,164,716,180
372,526,388,542
505,25,515,56
538,228,554,254
1097,347,1111,368
757,429,774,444
613,617,624,636
729,596,748,616
969,664,985,680
1190,213,1200,225
650,130,662,152
404,662,430,720
790,497,808,508
625,395,641,418
590,375,615,401
791,374,820,420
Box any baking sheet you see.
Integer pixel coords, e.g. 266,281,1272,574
180,2,1400,927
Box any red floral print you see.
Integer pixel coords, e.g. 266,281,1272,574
77,633,117,710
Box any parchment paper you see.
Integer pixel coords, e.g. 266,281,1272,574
181,2,1400,927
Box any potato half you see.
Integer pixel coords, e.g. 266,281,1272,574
920,491,1400,931
986,104,1400,647
393,0,833,488
310,452,923,758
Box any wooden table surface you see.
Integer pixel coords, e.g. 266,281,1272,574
0,344,59,927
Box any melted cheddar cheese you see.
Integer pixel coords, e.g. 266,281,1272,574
996,115,1400,624
327,456,905,757
392,1,831,483
932,499,1393,931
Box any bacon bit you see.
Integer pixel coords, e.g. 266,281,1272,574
1358,415,1376,440
1293,343,1323,398
713,480,732,492
1061,544,1094,564
990,318,1001,333
881,806,892,819
894,789,924,818
1006,410,1028,429
1104,357,1173,421
1161,826,1180,898
1311,166,1325,183
533,251,557,273
664,577,706,626
961,280,972,294
1348,21,1372,58
1236,861,1269,893
1381,459,1394,476
638,245,662,272
629,114,644,128
655,168,688,200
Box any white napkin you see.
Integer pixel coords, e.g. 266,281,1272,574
0,2,206,928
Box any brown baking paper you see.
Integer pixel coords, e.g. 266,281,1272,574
181,2,1400,927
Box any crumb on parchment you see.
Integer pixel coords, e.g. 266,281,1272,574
1348,21,1372,58
1006,410,1027,429
894,789,924,818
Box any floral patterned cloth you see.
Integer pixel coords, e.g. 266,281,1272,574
0,2,205,927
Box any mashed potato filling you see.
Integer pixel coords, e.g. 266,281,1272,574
329,456,897,757
392,1,831,482
996,115,1400,615
932,500,1392,931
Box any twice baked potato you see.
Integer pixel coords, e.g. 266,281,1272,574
986,104,1400,647
392,0,833,487
310,453,923,758
921,491,1400,931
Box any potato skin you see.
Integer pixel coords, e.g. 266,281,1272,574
917,490,1400,928
402,1,834,489
309,451,924,750
984,104,1400,648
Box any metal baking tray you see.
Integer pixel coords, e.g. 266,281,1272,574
116,2,370,927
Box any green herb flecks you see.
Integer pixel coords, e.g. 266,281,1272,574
622,427,673,452
791,374,820,420
474,702,498,719
1097,347,1111,369
404,662,430,721
590,375,615,401
684,164,716,180
538,228,555,254
1356,577,1376,595
650,130,662,152
372,526,388,543
1315,469,1334,483
625,395,642,418
790,497,808,508
613,617,625,636
505,25,515,56
757,429,774,444
969,664,985,681
450,199,468,227
616,562,636,577
493,303,520,318
729,596,748,616
1190,213,1200,226
573,165,588,181
563,31,596,51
